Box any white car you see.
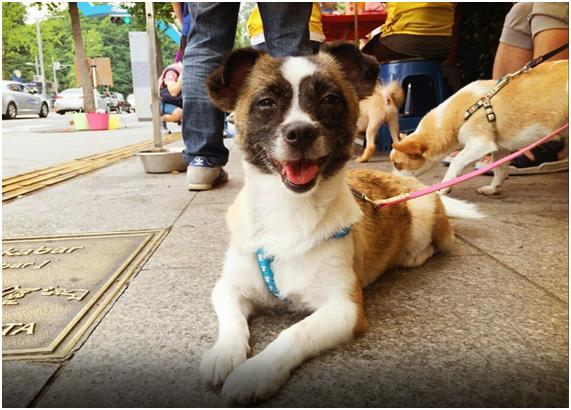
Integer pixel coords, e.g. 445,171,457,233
53,88,108,115
2,81,50,119
126,94,136,112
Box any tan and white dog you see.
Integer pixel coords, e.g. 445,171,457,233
390,59,568,195
356,81,404,163
200,43,482,403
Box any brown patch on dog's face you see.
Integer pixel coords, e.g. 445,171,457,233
207,43,379,194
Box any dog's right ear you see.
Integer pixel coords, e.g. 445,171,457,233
207,48,264,112
392,140,428,159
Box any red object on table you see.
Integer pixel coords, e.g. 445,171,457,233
321,11,387,42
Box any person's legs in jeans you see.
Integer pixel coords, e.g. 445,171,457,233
258,3,313,57
183,3,240,189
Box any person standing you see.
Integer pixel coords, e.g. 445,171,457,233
182,3,313,191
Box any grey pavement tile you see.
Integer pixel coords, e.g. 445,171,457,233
141,203,229,272
456,213,568,302
2,361,60,407
5,149,568,407
2,158,195,237
35,221,567,407
260,255,567,407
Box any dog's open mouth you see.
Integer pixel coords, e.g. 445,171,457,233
270,157,326,193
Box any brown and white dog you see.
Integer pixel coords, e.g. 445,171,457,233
356,81,404,163
200,43,482,403
390,59,569,195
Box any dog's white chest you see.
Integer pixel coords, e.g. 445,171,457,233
266,238,356,310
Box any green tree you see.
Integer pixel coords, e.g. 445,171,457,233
2,3,36,81
3,3,181,98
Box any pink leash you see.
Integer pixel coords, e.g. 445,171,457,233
371,123,569,208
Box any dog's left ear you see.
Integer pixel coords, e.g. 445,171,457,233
320,42,380,99
392,140,428,159
207,48,265,112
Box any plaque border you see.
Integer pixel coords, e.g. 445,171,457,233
2,229,167,361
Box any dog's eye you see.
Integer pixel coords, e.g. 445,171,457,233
256,97,277,108
321,94,341,105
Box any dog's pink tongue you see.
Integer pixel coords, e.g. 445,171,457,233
283,162,319,185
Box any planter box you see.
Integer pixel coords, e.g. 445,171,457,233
72,113,89,131
86,112,110,130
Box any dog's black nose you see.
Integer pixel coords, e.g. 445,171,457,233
283,122,318,149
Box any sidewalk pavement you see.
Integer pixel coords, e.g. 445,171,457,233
2,113,181,178
2,139,568,407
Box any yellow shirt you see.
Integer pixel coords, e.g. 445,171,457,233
247,3,325,45
381,2,455,37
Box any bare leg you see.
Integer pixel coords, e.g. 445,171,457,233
162,108,182,123
387,111,400,144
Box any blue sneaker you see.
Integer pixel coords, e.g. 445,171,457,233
186,156,228,191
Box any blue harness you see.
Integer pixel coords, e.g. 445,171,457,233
255,226,352,300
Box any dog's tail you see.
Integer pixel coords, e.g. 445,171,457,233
383,81,405,108
440,195,485,219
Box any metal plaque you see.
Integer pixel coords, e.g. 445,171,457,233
2,230,166,361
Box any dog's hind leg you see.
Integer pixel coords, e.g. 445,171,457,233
356,114,383,163
477,148,510,195
387,110,401,143
402,244,435,267
401,193,449,267
200,247,255,387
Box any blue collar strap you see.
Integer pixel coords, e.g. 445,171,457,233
256,226,352,300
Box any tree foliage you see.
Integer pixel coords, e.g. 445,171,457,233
2,2,179,97
2,3,36,81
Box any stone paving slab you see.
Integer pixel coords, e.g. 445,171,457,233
2,362,59,408
2,147,568,407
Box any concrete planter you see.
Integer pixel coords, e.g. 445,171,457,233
137,147,187,174
86,112,110,130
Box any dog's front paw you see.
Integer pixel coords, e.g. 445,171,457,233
200,342,249,387
221,356,289,404
477,185,500,196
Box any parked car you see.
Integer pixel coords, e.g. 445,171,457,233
53,88,108,115
127,94,136,112
2,80,50,119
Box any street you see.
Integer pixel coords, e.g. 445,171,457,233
2,112,181,178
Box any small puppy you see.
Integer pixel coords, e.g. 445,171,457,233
390,59,568,195
356,81,404,163
200,43,481,403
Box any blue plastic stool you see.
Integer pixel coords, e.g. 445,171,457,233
375,58,449,151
